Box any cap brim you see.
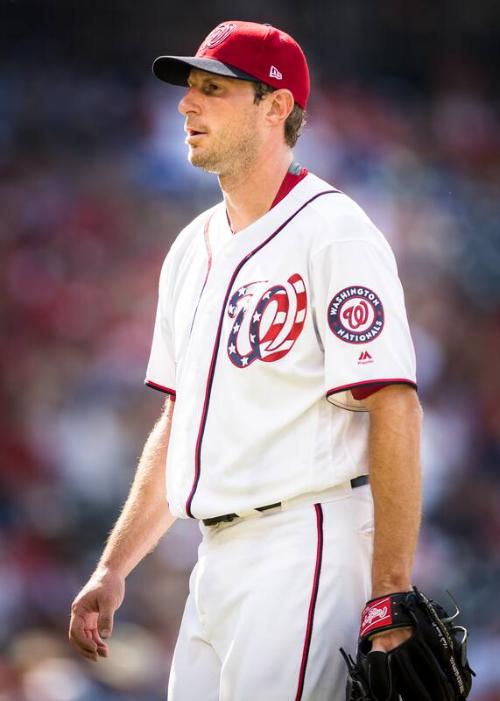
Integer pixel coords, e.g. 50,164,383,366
152,56,257,86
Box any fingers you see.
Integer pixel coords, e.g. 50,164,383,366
69,624,98,660
97,606,115,641
91,628,109,658
366,650,392,700
68,573,125,662
370,626,413,653
68,604,101,661
80,649,99,663
69,617,110,661
91,624,107,647
69,602,116,661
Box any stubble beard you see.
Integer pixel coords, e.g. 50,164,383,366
188,120,261,179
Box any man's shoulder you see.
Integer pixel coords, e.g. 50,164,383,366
167,202,221,259
304,172,371,227
304,172,390,250
157,202,221,288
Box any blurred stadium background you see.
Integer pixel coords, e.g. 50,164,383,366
1,1,499,699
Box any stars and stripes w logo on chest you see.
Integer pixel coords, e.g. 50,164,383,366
226,274,307,368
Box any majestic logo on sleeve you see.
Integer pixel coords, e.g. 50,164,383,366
328,286,384,344
227,274,307,367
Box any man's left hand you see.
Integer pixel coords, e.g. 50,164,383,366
370,625,413,652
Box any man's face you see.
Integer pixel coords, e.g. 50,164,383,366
178,69,265,176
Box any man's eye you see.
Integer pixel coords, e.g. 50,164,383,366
205,83,220,93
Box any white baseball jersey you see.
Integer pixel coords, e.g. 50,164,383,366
146,171,416,520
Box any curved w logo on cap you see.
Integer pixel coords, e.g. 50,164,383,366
203,23,236,49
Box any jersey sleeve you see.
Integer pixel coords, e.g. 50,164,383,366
311,232,417,411
145,256,176,398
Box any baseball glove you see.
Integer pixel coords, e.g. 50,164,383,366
340,587,475,700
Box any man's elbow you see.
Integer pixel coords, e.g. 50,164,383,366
364,384,423,424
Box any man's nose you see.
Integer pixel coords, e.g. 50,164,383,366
178,87,200,116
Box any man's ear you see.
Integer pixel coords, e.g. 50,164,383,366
265,89,295,126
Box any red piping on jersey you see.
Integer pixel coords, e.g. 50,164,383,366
295,503,324,701
185,189,340,518
147,217,213,395
203,215,213,282
188,214,214,339
327,378,417,400
145,380,177,399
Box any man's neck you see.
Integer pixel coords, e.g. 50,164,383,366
220,149,294,233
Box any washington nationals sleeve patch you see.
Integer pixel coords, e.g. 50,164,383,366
327,286,384,344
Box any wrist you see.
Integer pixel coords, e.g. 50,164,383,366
371,579,412,599
94,563,127,582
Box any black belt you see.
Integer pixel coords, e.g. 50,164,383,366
202,475,369,527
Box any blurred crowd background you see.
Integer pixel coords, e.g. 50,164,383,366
1,1,499,699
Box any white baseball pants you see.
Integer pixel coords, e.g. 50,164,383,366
168,484,373,700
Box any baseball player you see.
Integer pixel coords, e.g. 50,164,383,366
69,21,423,701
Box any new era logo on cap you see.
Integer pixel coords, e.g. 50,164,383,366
152,20,310,109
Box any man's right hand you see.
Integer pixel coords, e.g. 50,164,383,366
69,568,125,662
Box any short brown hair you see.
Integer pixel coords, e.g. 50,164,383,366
253,82,306,148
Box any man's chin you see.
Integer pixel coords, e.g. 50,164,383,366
188,151,220,174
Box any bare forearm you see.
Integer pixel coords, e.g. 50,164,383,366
367,386,422,597
97,398,176,579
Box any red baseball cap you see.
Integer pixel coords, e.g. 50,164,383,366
153,21,310,109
